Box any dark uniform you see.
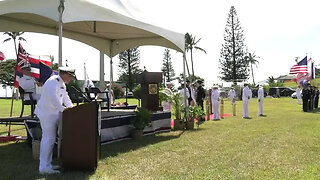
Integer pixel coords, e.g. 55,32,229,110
196,85,206,110
302,87,310,112
315,88,319,109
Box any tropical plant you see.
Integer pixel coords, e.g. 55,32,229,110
177,73,204,85
3,32,26,56
165,92,183,120
219,6,249,83
184,106,205,127
131,108,151,130
185,33,207,76
245,52,260,85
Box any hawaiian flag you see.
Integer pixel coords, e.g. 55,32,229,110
0,51,5,61
289,56,308,75
13,43,53,87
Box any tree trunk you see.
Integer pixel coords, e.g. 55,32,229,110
190,49,194,76
184,56,191,77
251,63,255,85
13,39,18,57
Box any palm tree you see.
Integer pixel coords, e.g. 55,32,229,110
3,32,26,56
245,52,260,86
185,33,207,76
267,76,275,84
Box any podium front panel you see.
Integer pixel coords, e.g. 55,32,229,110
62,102,99,171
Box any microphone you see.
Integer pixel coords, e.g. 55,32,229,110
71,86,91,102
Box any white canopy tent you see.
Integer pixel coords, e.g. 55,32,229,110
0,0,188,106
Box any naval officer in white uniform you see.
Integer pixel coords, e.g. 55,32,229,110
228,87,236,105
257,85,265,116
18,63,41,101
242,83,251,119
35,67,75,175
211,86,220,120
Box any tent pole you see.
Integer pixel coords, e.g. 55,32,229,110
58,0,65,67
183,52,187,108
109,40,114,92
99,52,105,90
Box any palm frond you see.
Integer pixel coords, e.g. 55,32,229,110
18,37,27,41
3,38,11,43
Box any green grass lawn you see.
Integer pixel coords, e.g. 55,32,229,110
1,97,320,179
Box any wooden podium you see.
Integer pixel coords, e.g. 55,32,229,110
137,71,163,111
61,102,100,171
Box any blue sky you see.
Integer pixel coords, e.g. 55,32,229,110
1,0,320,88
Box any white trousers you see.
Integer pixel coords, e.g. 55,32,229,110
297,96,301,104
212,101,219,119
258,100,263,115
243,100,249,118
38,112,60,172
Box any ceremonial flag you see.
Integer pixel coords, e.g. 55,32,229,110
0,51,5,61
289,56,308,75
14,43,52,87
307,58,315,80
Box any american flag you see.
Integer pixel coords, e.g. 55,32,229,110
289,56,307,75
0,51,5,61
14,43,52,87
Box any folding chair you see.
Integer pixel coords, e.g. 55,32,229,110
18,86,36,117
85,87,110,111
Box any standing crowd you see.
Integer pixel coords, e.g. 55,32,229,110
301,84,319,112
176,80,266,120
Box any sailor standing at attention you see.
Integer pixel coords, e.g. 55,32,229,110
211,86,220,120
228,87,236,105
242,83,251,119
257,84,265,116
35,67,76,175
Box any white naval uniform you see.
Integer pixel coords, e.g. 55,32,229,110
228,89,236,104
18,75,41,101
296,87,301,104
211,89,220,120
258,87,264,115
242,86,251,118
35,75,73,172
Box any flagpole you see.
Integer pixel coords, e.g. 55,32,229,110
58,0,65,67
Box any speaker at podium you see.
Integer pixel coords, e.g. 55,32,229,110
61,101,100,171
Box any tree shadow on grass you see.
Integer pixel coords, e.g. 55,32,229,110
0,142,94,180
100,130,186,159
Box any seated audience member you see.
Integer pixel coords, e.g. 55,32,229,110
18,63,41,101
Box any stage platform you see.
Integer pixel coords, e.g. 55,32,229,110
100,109,171,144
3,109,171,145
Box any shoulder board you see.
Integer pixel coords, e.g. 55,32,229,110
56,78,60,82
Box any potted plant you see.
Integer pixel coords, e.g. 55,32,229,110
30,126,42,160
184,106,205,129
166,92,185,130
131,108,151,140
